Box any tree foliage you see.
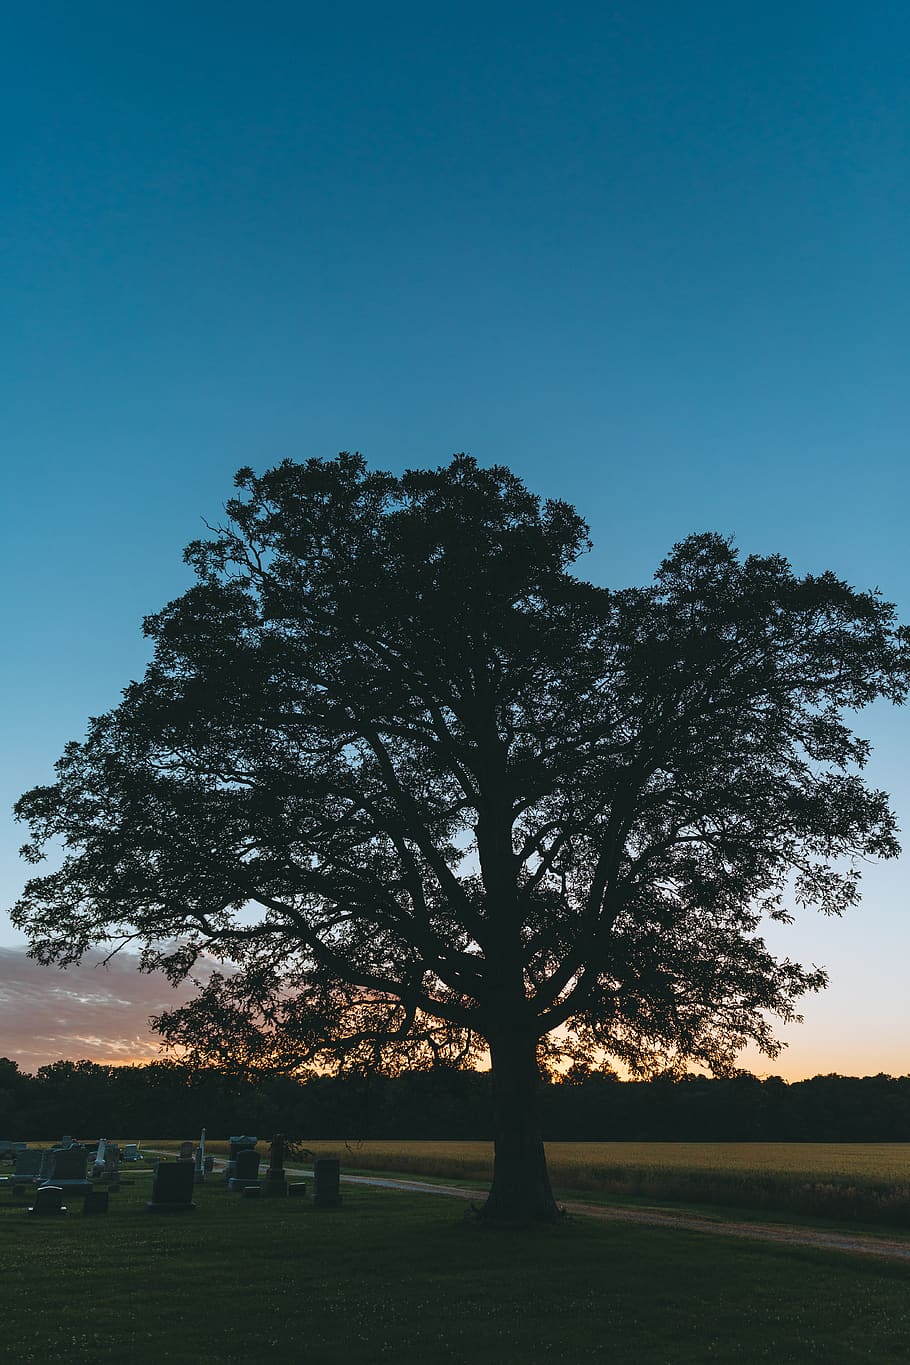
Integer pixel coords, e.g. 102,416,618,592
14,454,909,1219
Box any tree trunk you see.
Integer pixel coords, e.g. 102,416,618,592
481,1031,560,1224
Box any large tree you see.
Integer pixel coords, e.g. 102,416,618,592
13,455,909,1221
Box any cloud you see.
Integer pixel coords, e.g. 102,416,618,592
0,947,209,1072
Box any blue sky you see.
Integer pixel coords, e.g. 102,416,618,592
2,2,908,1075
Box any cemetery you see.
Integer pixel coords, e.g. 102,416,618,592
1,1132,909,1362
0,1132,324,1216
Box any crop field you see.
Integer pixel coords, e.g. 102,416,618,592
153,1140,910,1227
328,1141,910,1225
159,1138,910,1179
304,1140,910,1183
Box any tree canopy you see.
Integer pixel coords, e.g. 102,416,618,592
14,454,909,1220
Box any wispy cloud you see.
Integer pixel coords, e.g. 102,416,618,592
0,947,207,1072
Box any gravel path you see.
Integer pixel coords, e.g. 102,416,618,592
148,1151,910,1264
323,1172,910,1263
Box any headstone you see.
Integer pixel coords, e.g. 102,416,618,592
203,1155,214,1174
178,1140,194,1161
288,1182,307,1197
264,1134,288,1197
102,1143,121,1188
42,1146,91,1193
146,1160,196,1213
229,1136,258,1157
28,1185,66,1216
82,1189,109,1215
228,1146,261,1192
194,1128,206,1185
313,1158,342,1208
122,1144,141,1163
235,1148,260,1179
11,1149,46,1185
225,1135,257,1182
92,1138,108,1178
48,1146,88,1180
242,1185,261,1199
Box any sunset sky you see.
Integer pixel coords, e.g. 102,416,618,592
2,2,908,1078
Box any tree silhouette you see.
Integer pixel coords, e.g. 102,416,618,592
13,454,909,1221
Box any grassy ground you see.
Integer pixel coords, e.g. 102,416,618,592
158,1139,910,1227
2,1172,910,1363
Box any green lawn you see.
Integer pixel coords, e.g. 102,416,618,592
1,1174,909,1364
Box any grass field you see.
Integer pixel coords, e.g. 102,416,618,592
2,1168,910,1363
159,1140,910,1227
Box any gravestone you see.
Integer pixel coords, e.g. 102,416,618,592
146,1160,196,1213
178,1140,194,1161
203,1155,214,1174
92,1138,108,1178
263,1134,288,1197
28,1185,66,1215
42,1146,91,1194
82,1189,109,1215
47,1147,87,1179
288,1182,307,1197
313,1158,342,1208
229,1136,257,1155
194,1128,207,1185
235,1148,260,1179
225,1135,257,1181
0,1141,31,1184
228,1147,261,1193
122,1144,141,1163
10,1149,46,1185
101,1143,121,1188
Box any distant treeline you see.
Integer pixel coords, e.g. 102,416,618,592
2,1057,909,1143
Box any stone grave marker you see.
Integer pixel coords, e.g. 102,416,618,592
122,1144,141,1163
42,1146,91,1194
82,1189,109,1215
28,1185,66,1216
178,1140,194,1161
10,1149,46,1186
225,1135,257,1180
193,1128,206,1185
146,1159,196,1213
228,1147,261,1193
48,1146,88,1178
264,1134,288,1197
313,1158,342,1208
92,1138,108,1178
102,1143,121,1188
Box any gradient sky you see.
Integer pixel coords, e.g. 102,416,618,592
2,2,908,1077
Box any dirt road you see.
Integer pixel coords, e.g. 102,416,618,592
147,1151,910,1264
